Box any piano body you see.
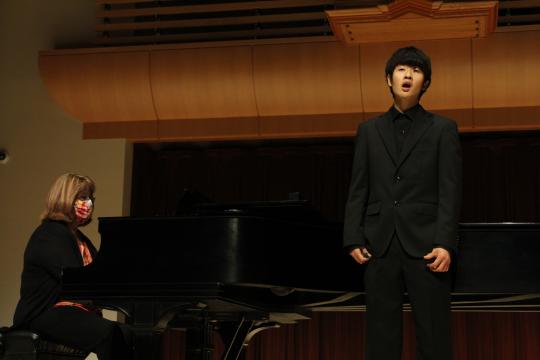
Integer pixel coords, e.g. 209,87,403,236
60,201,540,360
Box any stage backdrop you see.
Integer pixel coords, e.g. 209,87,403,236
131,131,540,360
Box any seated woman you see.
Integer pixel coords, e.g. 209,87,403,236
12,173,132,360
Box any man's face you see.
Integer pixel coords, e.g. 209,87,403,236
387,64,426,102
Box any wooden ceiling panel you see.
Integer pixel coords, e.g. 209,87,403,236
39,52,156,122
253,42,363,116
150,46,258,120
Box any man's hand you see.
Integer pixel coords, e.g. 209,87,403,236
424,247,451,272
350,247,372,264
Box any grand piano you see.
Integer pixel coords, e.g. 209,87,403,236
60,201,540,360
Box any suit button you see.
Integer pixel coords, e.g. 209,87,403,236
395,175,401,183
394,200,400,207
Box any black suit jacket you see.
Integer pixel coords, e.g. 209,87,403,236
12,220,97,328
343,105,462,258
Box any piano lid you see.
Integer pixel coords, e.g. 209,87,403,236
176,190,326,224
62,200,361,296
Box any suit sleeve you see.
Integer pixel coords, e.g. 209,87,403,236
435,121,462,253
343,124,369,249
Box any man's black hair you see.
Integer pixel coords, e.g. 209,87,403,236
385,46,432,97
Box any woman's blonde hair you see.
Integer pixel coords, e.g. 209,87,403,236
41,173,96,225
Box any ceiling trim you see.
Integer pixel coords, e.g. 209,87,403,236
326,0,499,44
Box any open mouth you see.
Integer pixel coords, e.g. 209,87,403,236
401,82,412,92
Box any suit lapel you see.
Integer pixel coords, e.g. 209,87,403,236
397,109,433,168
375,112,399,166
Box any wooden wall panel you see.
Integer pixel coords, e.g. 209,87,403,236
473,31,540,109
471,107,540,131
150,47,258,120
39,52,156,123
192,312,540,360
419,39,474,130
472,31,540,130
359,42,397,114
253,42,363,122
360,38,474,129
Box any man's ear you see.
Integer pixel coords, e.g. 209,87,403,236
422,80,431,91
387,74,392,87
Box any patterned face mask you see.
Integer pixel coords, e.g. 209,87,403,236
74,198,93,222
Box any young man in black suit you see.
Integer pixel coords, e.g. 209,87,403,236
343,46,462,360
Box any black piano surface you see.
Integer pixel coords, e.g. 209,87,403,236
63,200,361,311
452,222,540,311
60,201,540,359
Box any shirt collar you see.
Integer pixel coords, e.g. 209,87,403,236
389,103,424,122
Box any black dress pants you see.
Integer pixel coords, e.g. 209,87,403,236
29,306,133,360
364,234,452,360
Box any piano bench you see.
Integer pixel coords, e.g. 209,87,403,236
0,330,89,360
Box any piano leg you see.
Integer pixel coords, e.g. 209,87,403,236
185,316,214,360
218,318,280,360
164,307,282,360
132,327,163,360
173,314,279,360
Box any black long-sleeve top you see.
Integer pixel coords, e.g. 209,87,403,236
12,220,97,328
